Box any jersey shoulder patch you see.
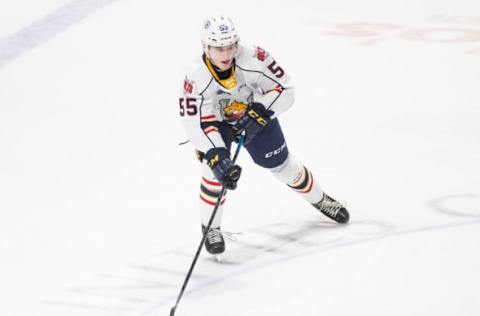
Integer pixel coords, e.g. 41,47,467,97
255,46,268,62
239,45,269,61
237,45,270,71
183,77,194,94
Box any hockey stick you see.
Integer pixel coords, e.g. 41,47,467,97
170,134,245,316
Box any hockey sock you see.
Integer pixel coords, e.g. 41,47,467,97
199,173,225,228
270,154,324,204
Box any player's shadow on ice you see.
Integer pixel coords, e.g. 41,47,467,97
209,217,354,265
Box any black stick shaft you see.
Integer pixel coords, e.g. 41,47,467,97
170,135,245,316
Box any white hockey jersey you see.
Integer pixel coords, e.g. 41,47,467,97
179,45,295,154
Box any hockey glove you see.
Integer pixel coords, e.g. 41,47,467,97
234,102,274,144
204,147,242,190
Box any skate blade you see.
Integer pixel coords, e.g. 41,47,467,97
214,255,222,263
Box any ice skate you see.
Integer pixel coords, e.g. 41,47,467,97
313,193,350,224
202,225,225,255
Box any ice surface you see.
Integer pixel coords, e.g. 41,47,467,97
1,0,479,315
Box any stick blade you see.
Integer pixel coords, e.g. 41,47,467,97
170,306,177,316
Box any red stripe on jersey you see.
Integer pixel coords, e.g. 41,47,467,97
201,115,216,122
200,194,226,206
202,177,221,186
204,126,219,135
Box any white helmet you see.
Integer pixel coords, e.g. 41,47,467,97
201,16,240,55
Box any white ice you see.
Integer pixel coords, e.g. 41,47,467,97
1,0,479,315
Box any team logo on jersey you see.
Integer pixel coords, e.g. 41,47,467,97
256,46,267,62
223,100,247,120
219,25,229,32
183,78,193,94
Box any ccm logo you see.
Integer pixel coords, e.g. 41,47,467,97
265,142,286,158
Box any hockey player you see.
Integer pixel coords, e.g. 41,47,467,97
179,16,349,255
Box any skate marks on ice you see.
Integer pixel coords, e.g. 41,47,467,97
36,194,479,316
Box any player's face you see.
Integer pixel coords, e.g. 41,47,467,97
208,43,238,71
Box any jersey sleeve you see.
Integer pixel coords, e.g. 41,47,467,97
251,47,295,118
179,74,226,154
